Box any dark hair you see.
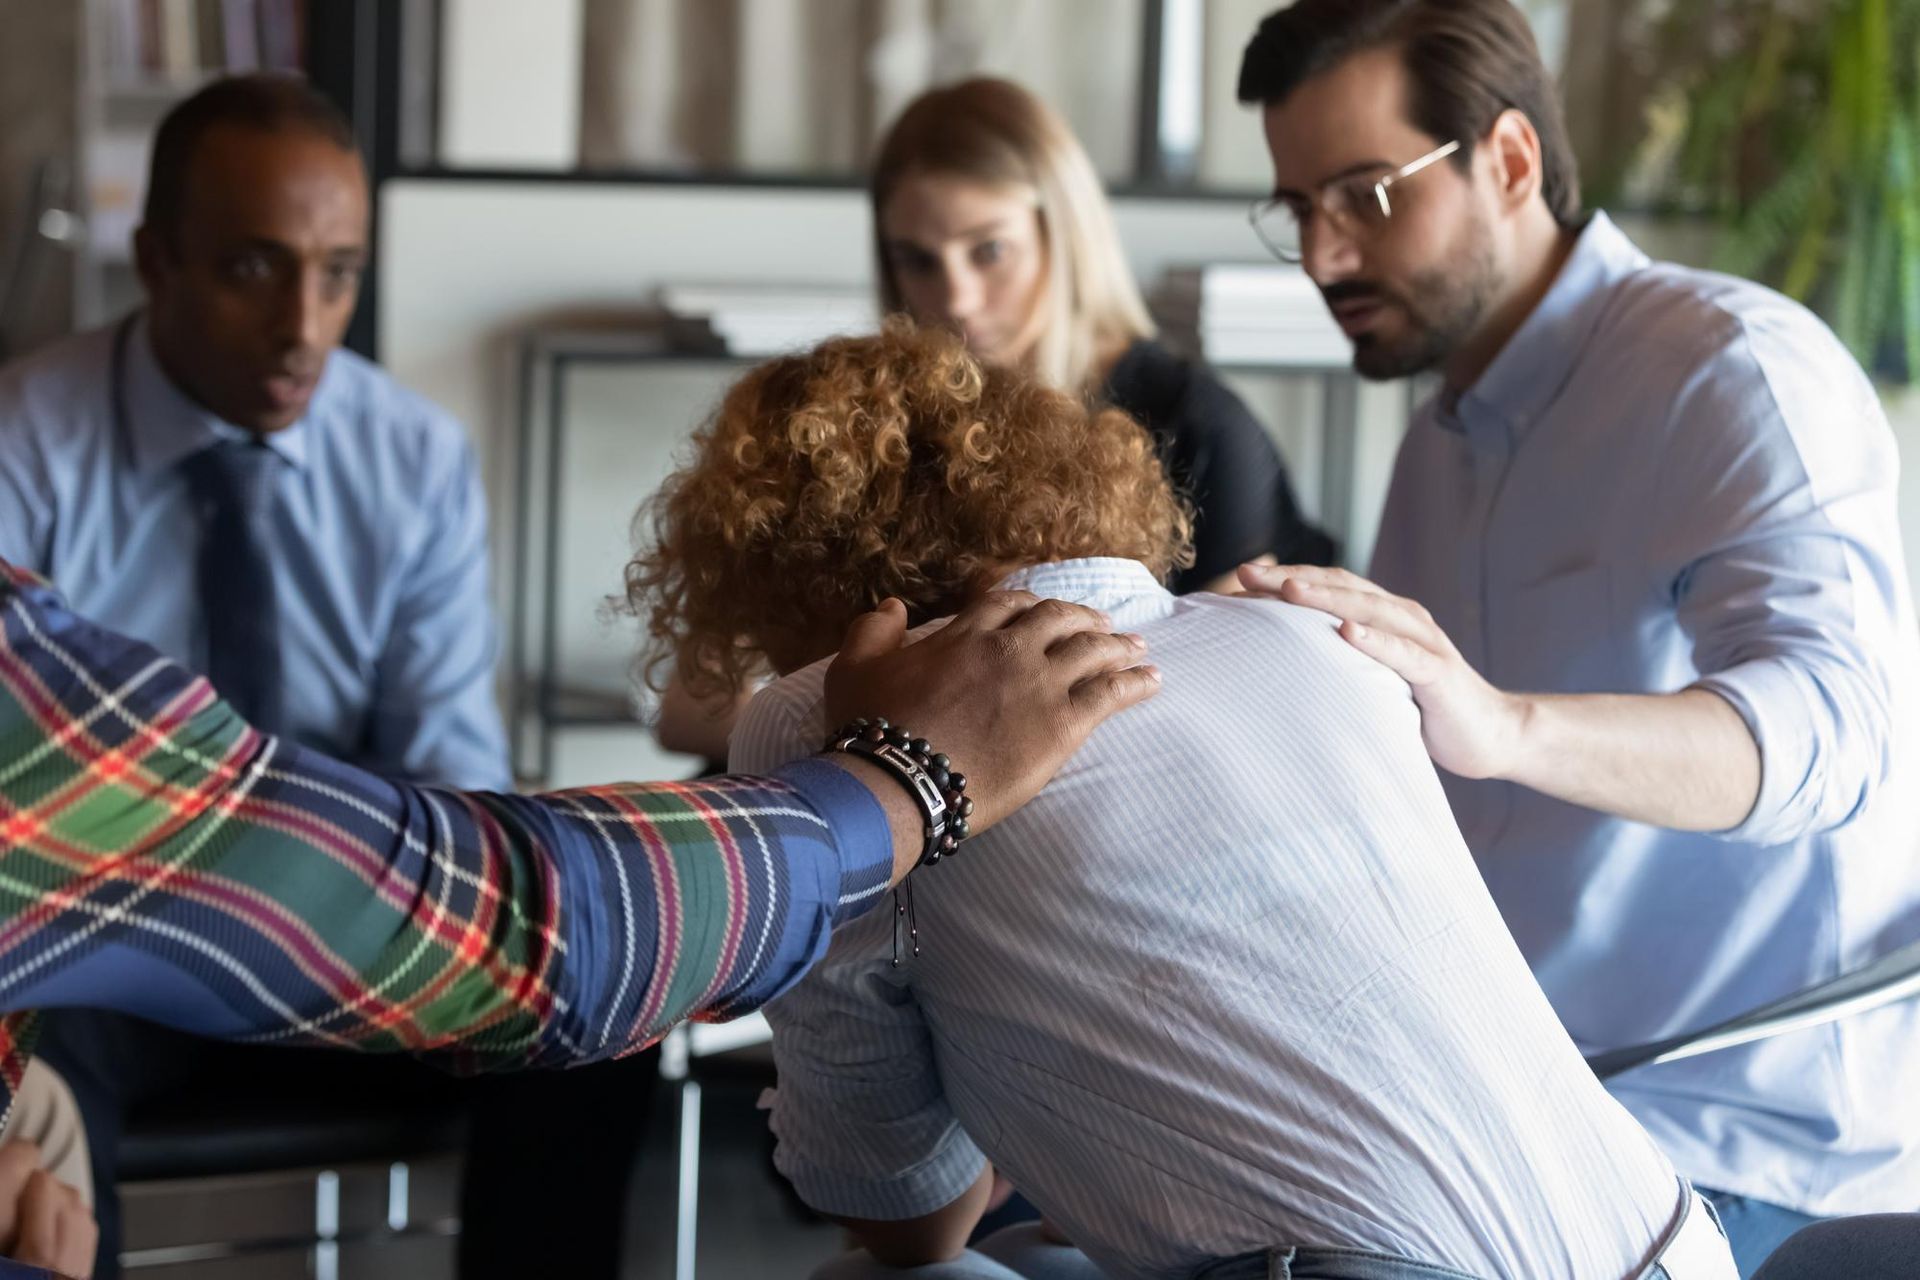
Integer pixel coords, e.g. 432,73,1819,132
144,74,359,236
1237,0,1581,229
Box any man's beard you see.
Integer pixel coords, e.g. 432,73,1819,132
1325,231,1499,382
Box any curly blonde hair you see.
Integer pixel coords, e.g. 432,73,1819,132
627,322,1192,696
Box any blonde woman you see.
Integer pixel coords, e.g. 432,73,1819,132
871,76,1333,595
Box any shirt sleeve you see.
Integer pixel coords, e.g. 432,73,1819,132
729,673,893,922
0,562,893,1069
0,379,51,570
364,426,513,790
1660,312,1910,846
763,942,989,1221
730,673,985,1220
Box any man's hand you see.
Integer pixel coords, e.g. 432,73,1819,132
0,1142,96,1278
1239,563,1763,831
1237,564,1526,780
825,592,1158,833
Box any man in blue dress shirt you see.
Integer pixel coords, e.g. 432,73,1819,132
0,75,642,1279
1234,3,1920,1276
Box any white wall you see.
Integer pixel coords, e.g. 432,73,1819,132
381,183,882,784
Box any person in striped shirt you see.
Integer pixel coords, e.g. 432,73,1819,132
631,324,1738,1280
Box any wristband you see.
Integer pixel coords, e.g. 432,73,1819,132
824,717,974,965
823,718,973,867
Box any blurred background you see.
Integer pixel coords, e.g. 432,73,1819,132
1,1,1916,1276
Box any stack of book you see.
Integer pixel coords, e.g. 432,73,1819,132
95,0,305,84
1153,264,1350,369
656,285,878,358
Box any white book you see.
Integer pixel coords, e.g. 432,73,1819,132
659,283,874,318
1199,334,1352,368
707,306,873,328
221,0,259,70
711,318,876,356
1198,302,1338,326
1160,263,1323,303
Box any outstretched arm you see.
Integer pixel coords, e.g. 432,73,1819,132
0,568,1155,1089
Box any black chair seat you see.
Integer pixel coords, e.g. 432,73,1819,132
686,1041,776,1088
1751,1214,1920,1280
120,1089,467,1182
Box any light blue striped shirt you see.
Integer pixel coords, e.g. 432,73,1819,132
735,559,1683,1280
1372,213,1920,1216
0,315,510,790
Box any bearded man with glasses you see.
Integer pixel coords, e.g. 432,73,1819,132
1234,3,1920,1278
1247,137,1470,380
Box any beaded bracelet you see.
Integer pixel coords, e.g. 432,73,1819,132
825,717,974,965
823,717,973,868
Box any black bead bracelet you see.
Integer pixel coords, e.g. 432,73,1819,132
823,717,973,869
824,718,975,966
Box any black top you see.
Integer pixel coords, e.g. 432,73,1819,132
1101,339,1336,595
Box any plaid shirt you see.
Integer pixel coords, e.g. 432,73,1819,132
0,561,891,1129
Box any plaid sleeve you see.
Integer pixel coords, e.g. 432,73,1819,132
0,562,890,1118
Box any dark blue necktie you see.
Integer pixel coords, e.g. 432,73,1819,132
180,439,285,733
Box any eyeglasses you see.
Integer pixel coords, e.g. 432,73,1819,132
1248,140,1463,265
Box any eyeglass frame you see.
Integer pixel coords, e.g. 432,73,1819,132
1247,139,1464,265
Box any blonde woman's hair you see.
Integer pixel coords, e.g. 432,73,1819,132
870,77,1156,393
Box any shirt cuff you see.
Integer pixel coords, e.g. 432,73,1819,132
1692,659,1808,844
771,757,895,924
0,561,54,602
772,1108,989,1222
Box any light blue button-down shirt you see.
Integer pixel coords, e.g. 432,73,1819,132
1372,213,1920,1216
736,559,1687,1280
0,315,511,790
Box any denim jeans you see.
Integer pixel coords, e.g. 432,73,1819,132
1192,1245,1482,1280
1695,1189,1825,1278
810,1224,1107,1280
1193,1186,1737,1280
812,1230,1484,1280
813,1190,1737,1280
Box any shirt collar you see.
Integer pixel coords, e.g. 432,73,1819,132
122,312,315,474
1446,211,1650,447
992,558,1174,626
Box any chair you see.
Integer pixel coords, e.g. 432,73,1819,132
1749,1214,1920,1280
1586,935,1920,1080
1586,940,1920,1280
116,1073,466,1276
660,1011,779,1280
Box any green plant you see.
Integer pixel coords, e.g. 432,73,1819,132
1607,0,1920,381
